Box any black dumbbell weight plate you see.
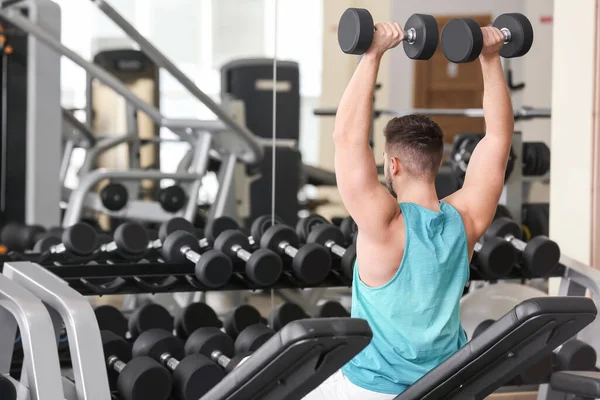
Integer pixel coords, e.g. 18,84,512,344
214,230,251,259
158,217,194,242
159,185,187,213
251,215,283,243
403,14,438,60
100,183,128,211
340,216,358,245
114,222,149,257
63,223,98,256
128,304,174,339
492,13,533,58
246,249,283,287
95,305,128,338
224,305,262,339
313,301,350,318
441,18,483,63
175,302,222,339
484,217,521,240
476,237,516,279
555,340,597,371
522,236,560,277
174,354,224,400
184,327,235,359
338,8,374,55
292,243,332,285
132,329,185,360
296,214,329,243
341,243,357,279
162,231,201,263
234,323,274,354
307,224,346,248
118,356,172,400
0,375,16,400
205,217,239,244
261,225,300,252
195,249,233,288
269,302,308,332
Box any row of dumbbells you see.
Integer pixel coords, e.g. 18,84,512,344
471,319,597,385
3,214,358,289
472,217,561,280
80,300,348,400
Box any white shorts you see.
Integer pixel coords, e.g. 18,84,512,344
302,370,397,400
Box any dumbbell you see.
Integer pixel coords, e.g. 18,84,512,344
128,303,174,340
101,330,172,400
338,8,438,60
0,375,16,400
174,302,222,340
213,230,283,287
223,304,263,340
33,222,98,260
312,300,350,318
297,214,357,280
471,237,517,279
340,216,358,245
0,223,58,252
159,185,187,213
485,217,560,278
148,217,195,253
133,329,225,400
268,302,309,332
161,230,232,288
95,305,128,338
249,215,284,248
95,221,149,261
185,324,274,373
441,13,533,63
254,221,331,285
100,182,129,211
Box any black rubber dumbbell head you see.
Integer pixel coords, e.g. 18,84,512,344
214,230,251,258
223,305,262,339
296,214,329,243
174,302,222,339
441,18,483,63
555,340,597,371
339,216,357,245
341,243,357,279
101,330,132,383
472,319,495,339
492,13,534,58
292,243,332,285
312,301,350,318
204,216,239,244
476,237,516,279
403,13,439,60
158,217,194,242
234,324,275,354
62,222,98,256
118,356,172,400
95,305,128,338
484,217,522,240
194,249,233,288
100,183,129,211
161,231,202,263
338,8,374,55
261,225,300,252
522,236,560,277
159,185,187,213
251,215,283,243
33,235,61,253
128,304,174,340
0,375,16,400
518,353,553,384
306,224,345,247
184,327,235,359
246,249,283,287
172,353,225,400
132,328,185,360
268,302,308,332
114,222,149,258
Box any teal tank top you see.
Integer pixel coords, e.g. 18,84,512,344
341,201,470,395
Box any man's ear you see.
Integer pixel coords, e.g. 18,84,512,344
390,157,402,176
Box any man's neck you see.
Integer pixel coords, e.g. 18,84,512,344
394,181,440,211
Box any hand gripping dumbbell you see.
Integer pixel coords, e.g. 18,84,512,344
268,302,309,332
161,230,232,288
33,222,98,260
485,217,560,278
472,237,518,279
128,303,174,340
101,330,172,400
213,230,283,287
96,221,150,261
254,222,331,285
174,302,222,340
337,8,438,60
297,214,357,280
441,13,533,63
133,329,225,400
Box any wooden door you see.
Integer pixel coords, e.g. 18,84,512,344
414,15,492,147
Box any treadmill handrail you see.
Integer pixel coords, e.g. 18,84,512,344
90,0,263,163
0,7,262,165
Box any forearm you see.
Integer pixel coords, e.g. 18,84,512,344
480,56,514,144
333,52,382,144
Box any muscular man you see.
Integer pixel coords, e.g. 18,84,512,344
303,23,513,399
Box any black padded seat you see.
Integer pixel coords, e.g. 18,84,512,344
200,317,372,400
551,371,600,398
395,297,597,400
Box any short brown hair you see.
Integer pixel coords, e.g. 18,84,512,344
384,115,444,181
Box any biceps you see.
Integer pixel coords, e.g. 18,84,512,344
334,142,397,233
